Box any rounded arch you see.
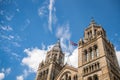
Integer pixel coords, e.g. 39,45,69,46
60,71,71,79
84,49,88,62
93,74,99,80
87,76,92,80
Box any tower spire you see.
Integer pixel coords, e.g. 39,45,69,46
90,17,96,25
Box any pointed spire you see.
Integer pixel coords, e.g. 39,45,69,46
90,17,96,25
52,39,62,52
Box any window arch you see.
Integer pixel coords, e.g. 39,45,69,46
93,75,99,80
94,45,99,57
65,74,68,80
84,50,88,62
88,47,94,60
88,76,92,80
68,76,71,80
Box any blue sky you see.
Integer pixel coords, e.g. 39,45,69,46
0,0,120,80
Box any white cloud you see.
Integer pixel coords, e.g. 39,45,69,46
69,48,78,67
0,73,5,80
1,25,13,31
116,50,120,66
22,44,54,73
22,44,78,74
16,75,24,80
22,47,47,72
48,0,55,32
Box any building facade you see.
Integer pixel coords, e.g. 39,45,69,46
36,20,120,80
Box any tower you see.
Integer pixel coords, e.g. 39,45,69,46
36,40,64,80
78,19,120,80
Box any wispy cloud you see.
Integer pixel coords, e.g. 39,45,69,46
21,19,31,31
11,52,20,60
5,15,14,21
38,6,47,17
38,0,57,32
1,35,14,40
56,23,74,53
12,42,21,47
48,0,55,32
1,25,13,31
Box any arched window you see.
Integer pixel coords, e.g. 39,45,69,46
88,32,90,38
97,62,100,69
94,29,97,35
88,76,92,80
94,45,99,57
46,69,49,74
76,75,78,80
90,31,92,38
89,66,92,72
68,76,71,80
93,75,99,80
89,47,94,60
73,76,75,80
86,68,88,73
95,63,97,70
84,50,88,62
65,74,68,80
83,68,86,74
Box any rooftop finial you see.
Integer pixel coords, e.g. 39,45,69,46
90,17,96,25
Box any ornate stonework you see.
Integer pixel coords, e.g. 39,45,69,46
36,20,120,80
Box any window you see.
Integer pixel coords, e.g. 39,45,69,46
65,74,68,80
94,29,97,35
84,50,88,62
89,48,94,60
96,48,99,57
88,77,92,80
94,45,99,57
68,76,71,80
93,75,99,80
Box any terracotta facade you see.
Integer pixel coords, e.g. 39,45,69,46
36,20,120,80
